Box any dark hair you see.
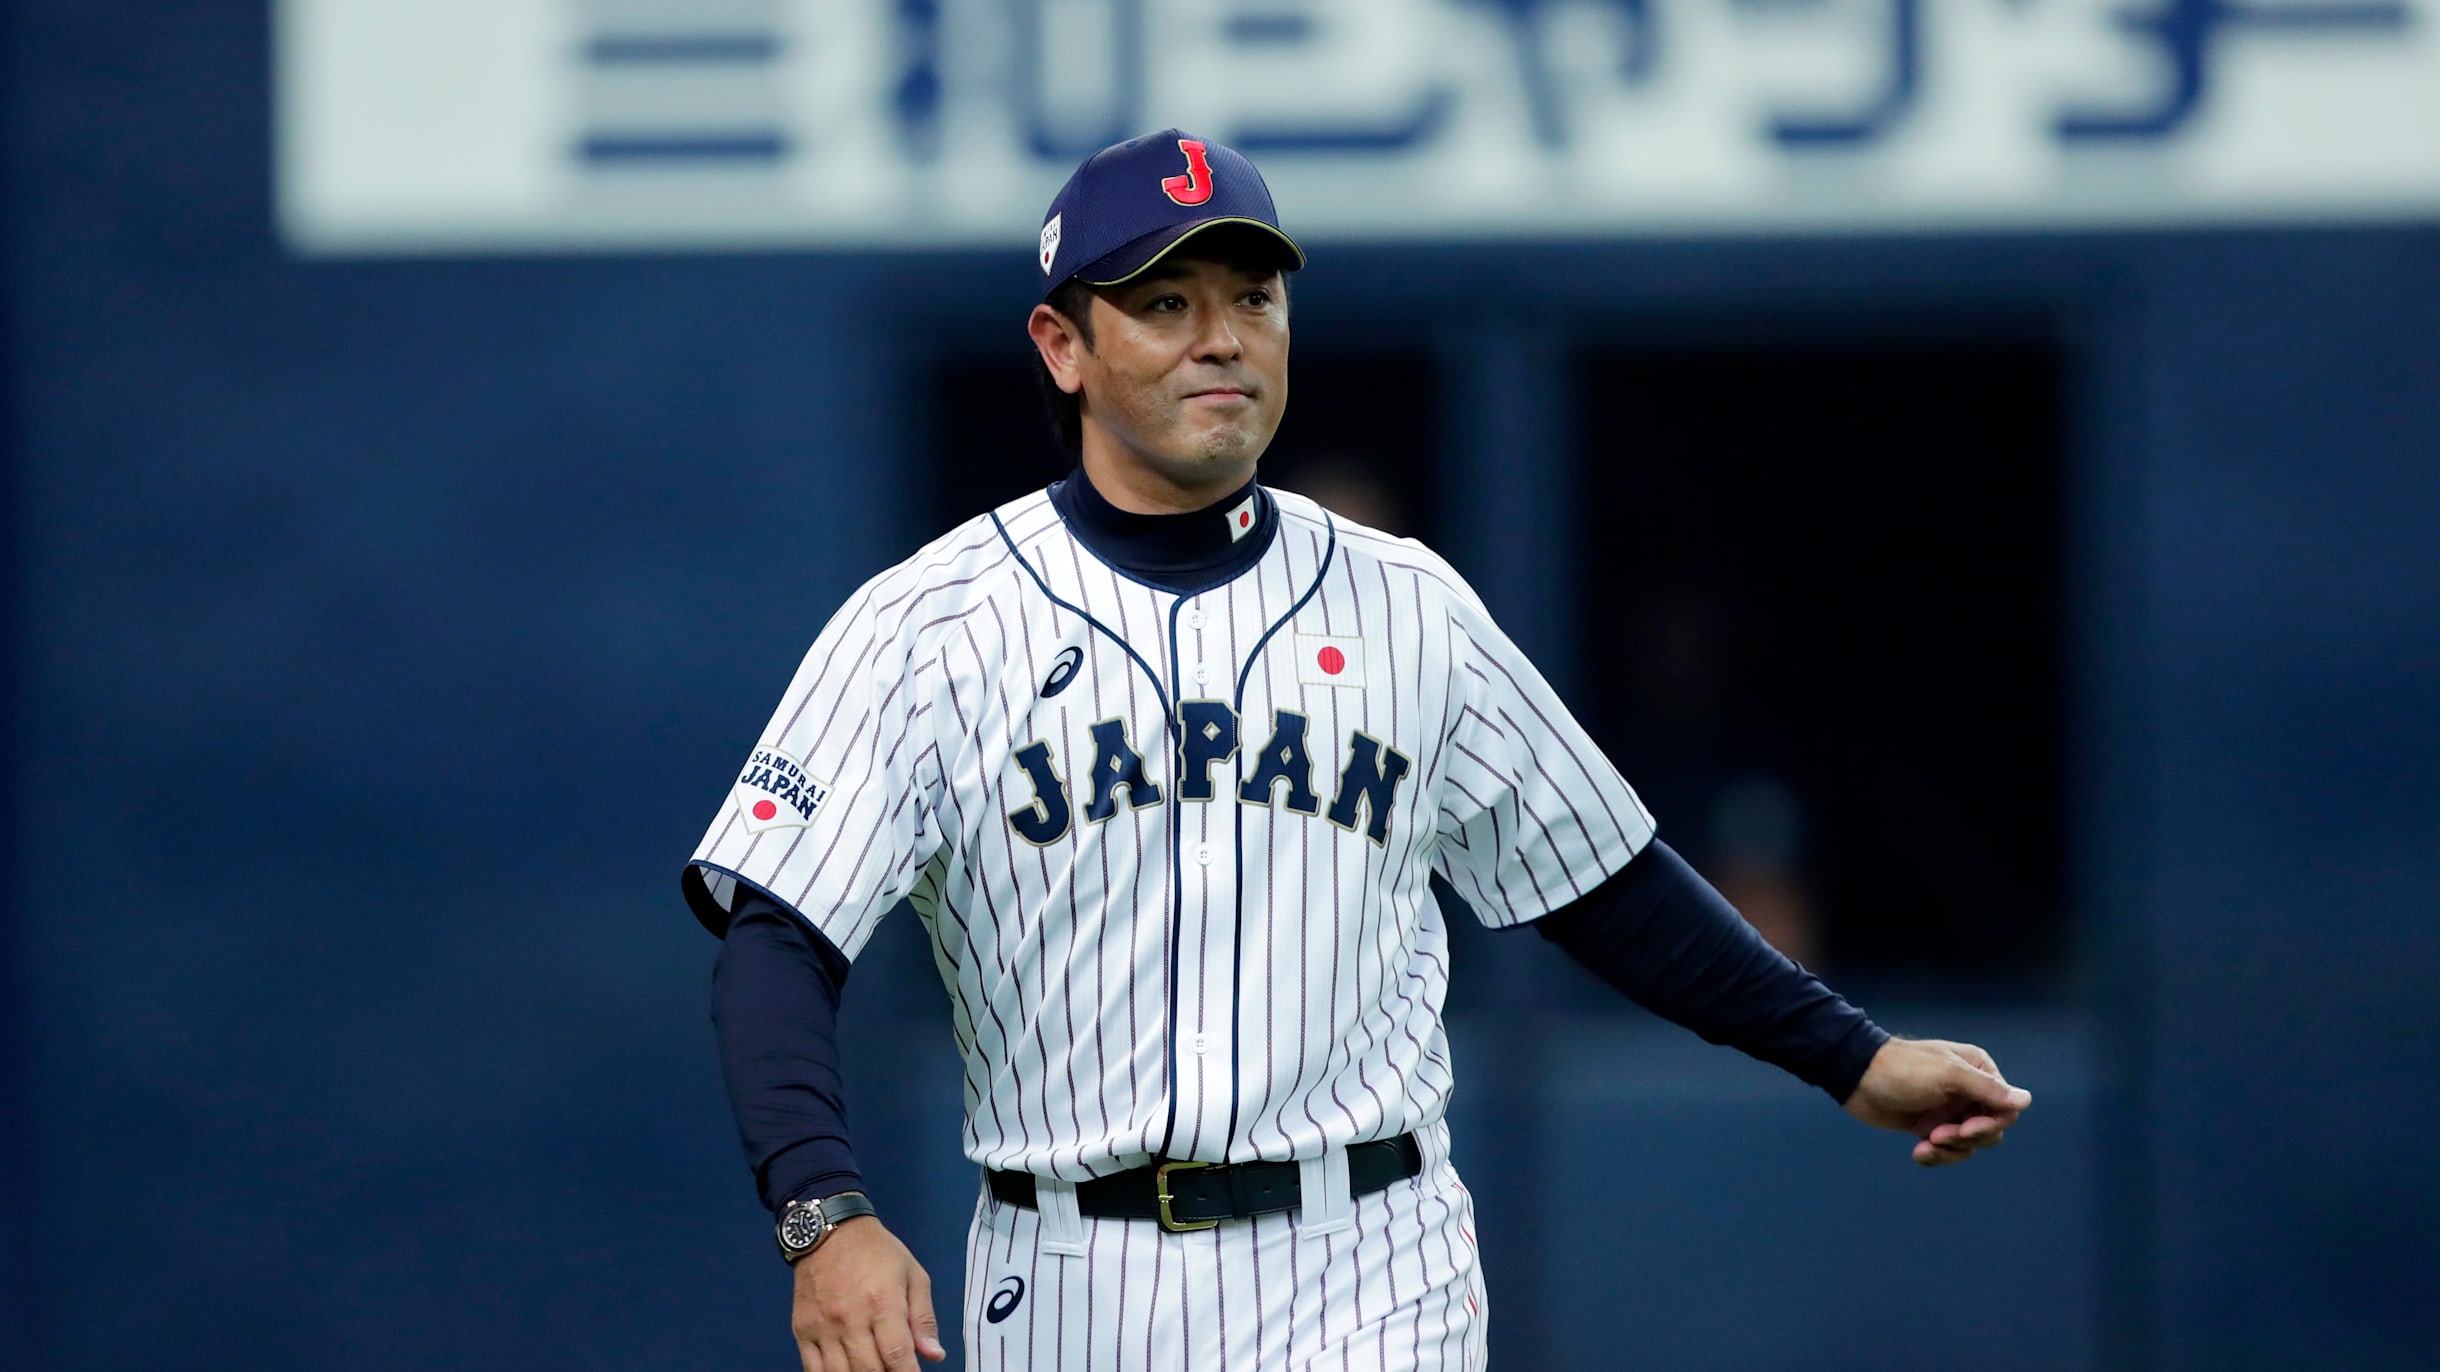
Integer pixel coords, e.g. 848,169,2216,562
1035,277,1098,461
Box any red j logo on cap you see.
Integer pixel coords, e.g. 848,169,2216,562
1162,140,1215,207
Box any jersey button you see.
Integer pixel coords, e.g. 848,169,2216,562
1186,609,1206,630
1192,665,1210,686
1195,845,1213,865
1192,1035,1208,1055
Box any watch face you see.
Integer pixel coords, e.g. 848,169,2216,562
778,1204,826,1253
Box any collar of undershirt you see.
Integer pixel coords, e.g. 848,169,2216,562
1049,467,1279,596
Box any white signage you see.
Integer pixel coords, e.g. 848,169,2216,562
276,0,2440,253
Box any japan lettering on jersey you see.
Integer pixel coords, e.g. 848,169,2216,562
683,488,1656,1180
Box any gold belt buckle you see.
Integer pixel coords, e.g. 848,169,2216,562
1155,1160,1218,1233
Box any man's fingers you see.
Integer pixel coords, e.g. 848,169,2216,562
840,1322,888,1372
869,1284,920,1372
1929,1114,2010,1147
875,1302,927,1371
804,1314,905,1372
1915,1137,1974,1166
876,1326,920,1372
1914,1123,2007,1164
1945,1059,2032,1114
792,1303,828,1372
1913,1139,1963,1166
1956,1113,2011,1143
907,1267,946,1362
1951,1042,2002,1077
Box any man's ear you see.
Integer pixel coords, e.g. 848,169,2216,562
1028,304,1087,396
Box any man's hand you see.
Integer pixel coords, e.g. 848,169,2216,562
790,1214,946,1372
1844,1037,2032,1167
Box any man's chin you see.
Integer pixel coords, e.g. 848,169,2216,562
1180,424,1271,467
1117,423,1273,483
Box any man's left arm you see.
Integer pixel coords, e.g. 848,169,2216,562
1532,841,2031,1167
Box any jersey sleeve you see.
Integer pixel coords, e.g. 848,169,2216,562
681,585,945,960
1431,595,1657,928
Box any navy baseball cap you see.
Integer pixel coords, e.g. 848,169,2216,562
1037,129,1305,300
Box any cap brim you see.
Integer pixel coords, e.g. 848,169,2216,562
1076,217,1306,289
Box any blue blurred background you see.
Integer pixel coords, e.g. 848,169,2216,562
6,2,2438,1368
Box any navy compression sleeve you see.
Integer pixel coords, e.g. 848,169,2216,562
710,887,863,1211
1533,841,1890,1103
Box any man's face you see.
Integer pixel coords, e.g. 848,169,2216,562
1064,251,1290,487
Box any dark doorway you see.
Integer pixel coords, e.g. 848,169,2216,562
1258,353,1438,543
1571,338,2067,982
928,353,1069,527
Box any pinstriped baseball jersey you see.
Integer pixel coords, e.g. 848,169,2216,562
683,484,1655,1180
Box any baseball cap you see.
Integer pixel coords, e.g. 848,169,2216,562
1037,129,1305,300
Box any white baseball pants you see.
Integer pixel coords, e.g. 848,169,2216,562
961,1124,1487,1371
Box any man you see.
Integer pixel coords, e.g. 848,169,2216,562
684,129,2031,1372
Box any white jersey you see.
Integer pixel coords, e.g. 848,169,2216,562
684,485,1654,1181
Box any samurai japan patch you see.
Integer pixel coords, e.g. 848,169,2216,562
733,744,830,834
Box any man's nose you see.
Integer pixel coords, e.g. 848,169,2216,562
1190,307,1242,362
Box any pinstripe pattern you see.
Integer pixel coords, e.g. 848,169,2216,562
688,486,1652,1364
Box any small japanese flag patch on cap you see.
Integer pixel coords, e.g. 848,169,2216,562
1225,493,1258,541
1295,633,1366,687
733,744,831,834
1039,214,1063,275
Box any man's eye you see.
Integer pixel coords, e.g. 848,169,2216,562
1149,295,1186,312
1244,289,1273,308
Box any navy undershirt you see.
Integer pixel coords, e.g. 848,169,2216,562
708,471,1888,1212
1048,467,1279,594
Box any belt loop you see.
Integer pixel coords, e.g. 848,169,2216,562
1296,1146,1354,1239
1034,1176,1088,1256
1413,1118,1450,1184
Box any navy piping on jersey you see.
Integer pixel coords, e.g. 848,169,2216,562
1229,513,1335,707
1158,592,1191,1160
1222,514,1336,1158
1026,468,1303,1162
990,512,1177,743
995,497,1196,1165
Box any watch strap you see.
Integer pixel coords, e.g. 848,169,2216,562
817,1191,878,1231
775,1191,880,1265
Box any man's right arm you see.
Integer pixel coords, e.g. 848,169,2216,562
712,889,944,1368
711,889,862,1209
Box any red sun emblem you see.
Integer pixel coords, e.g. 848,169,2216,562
1316,646,1346,675
1238,510,1252,528
752,799,778,821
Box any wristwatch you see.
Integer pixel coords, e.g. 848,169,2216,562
774,1191,879,1265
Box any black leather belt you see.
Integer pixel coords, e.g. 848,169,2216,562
988,1134,1423,1234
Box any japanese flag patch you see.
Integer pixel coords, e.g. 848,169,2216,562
733,744,831,834
1039,214,1063,275
1224,493,1258,541
1295,633,1366,687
